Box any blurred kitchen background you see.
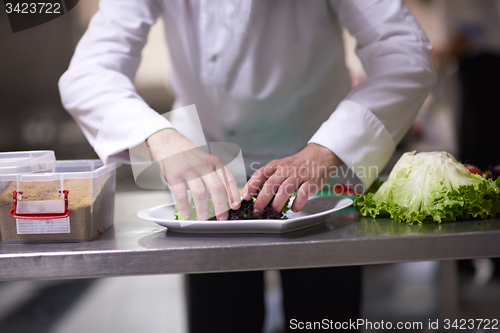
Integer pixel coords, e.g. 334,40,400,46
1,0,500,332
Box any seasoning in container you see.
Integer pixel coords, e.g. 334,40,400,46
0,159,117,243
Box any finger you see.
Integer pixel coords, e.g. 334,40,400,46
188,178,209,220
202,172,229,221
210,156,240,210
291,181,318,212
270,177,301,213
242,162,278,201
216,165,241,210
170,182,191,219
253,173,286,214
240,182,250,202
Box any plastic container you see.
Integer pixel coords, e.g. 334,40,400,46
0,159,117,243
0,151,56,175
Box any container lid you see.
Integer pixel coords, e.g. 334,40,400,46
0,151,56,175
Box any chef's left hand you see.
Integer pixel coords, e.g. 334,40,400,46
242,143,343,214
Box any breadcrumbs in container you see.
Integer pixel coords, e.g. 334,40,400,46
0,160,117,243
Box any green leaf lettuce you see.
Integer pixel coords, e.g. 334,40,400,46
354,151,500,224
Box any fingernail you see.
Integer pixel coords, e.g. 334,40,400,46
232,201,240,208
253,208,261,215
218,213,228,221
242,192,250,200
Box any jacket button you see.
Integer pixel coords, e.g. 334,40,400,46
210,54,218,62
228,130,236,136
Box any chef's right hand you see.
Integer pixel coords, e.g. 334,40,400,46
146,129,241,221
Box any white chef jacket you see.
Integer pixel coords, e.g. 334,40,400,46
59,0,436,187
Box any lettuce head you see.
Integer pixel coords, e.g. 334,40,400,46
354,151,500,224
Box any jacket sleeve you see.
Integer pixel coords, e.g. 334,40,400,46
59,0,175,163
309,0,437,187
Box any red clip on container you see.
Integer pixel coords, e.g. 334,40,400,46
11,190,70,219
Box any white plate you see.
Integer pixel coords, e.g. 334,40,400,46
137,196,353,234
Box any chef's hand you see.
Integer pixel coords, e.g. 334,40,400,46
146,128,241,220
242,143,343,214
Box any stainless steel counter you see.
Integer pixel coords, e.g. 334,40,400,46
1,191,500,281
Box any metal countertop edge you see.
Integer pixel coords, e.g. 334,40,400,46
1,228,500,258
1,232,500,281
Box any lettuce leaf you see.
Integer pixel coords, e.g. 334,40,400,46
174,198,215,221
354,151,500,224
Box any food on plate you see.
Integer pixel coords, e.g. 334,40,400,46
354,151,500,224
174,196,291,221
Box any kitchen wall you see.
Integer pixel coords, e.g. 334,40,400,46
0,0,173,160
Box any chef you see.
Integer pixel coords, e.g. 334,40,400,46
59,0,436,331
